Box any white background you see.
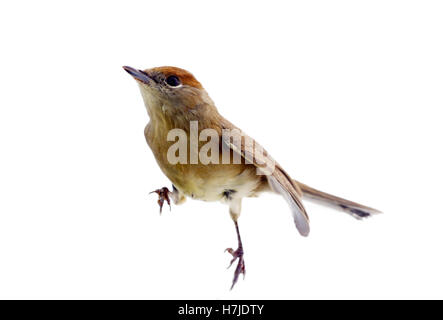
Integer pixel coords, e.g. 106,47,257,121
0,0,442,299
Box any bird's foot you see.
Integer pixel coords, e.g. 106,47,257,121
225,246,246,290
149,187,171,214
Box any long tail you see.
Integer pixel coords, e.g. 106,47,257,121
294,181,382,219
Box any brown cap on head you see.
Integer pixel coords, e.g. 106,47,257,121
149,66,203,89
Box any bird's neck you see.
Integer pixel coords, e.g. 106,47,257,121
146,104,223,135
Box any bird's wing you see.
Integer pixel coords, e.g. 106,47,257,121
219,117,310,236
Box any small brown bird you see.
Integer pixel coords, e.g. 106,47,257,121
123,65,381,289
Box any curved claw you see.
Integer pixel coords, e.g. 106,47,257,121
225,246,246,289
225,248,236,268
149,187,171,214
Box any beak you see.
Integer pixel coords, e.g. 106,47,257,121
123,66,151,84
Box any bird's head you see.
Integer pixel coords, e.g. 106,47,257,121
123,66,216,125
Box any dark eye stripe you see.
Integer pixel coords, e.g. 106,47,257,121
166,75,181,87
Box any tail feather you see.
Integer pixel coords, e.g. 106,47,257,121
294,181,381,220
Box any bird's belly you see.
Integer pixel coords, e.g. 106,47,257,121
145,124,265,202
164,163,263,202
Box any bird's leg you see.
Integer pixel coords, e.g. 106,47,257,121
149,187,171,214
225,220,246,290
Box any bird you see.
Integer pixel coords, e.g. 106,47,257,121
123,65,381,289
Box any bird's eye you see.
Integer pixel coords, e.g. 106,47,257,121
166,75,181,87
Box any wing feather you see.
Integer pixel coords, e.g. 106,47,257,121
219,118,310,236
